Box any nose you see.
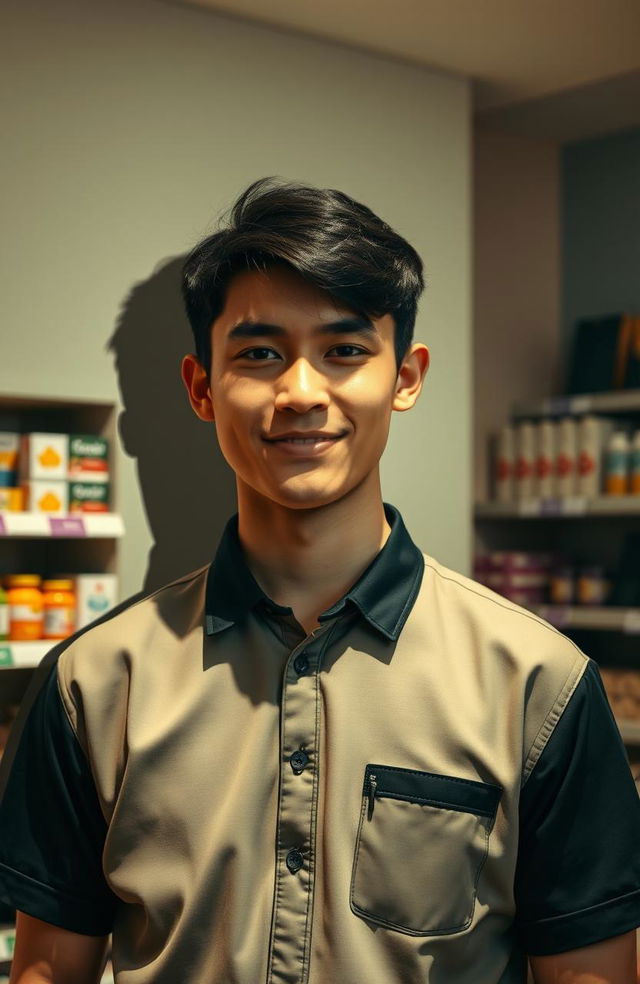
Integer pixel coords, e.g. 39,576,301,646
273,357,330,413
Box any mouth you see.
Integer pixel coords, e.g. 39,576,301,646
263,434,345,456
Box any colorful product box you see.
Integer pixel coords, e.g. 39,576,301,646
0,432,19,488
72,574,118,629
20,433,68,481
68,481,110,513
68,434,109,483
0,488,24,511
22,480,68,514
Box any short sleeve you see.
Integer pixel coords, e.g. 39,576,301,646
514,657,640,955
0,661,118,935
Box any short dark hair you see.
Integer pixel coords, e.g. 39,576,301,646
182,177,425,374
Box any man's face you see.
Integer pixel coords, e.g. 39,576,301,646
196,262,412,512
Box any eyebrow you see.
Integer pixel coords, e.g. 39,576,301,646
226,316,378,342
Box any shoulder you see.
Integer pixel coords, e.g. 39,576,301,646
56,564,209,712
418,552,590,771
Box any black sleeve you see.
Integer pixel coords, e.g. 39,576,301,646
0,661,118,935
514,657,640,955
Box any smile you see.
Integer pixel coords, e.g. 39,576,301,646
264,436,344,456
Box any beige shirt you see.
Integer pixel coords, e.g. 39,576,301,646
0,501,639,983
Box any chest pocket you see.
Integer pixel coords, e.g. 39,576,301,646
349,764,502,936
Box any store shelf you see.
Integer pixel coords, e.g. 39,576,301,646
0,512,124,538
619,720,640,746
0,641,53,669
512,388,640,420
531,605,640,633
475,495,640,518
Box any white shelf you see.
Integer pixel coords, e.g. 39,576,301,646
512,388,640,420
475,495,640,518
531,605,640,634
0,512,124,538
0,641,52,669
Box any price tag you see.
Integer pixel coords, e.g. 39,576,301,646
540,498,562,516
49,516,86,537
0,647,13,667
0,515,6,536
623,611,640,635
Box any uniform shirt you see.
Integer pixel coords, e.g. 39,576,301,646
0,501,639,984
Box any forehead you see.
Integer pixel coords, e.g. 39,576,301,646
212,264,394,339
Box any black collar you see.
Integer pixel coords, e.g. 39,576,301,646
205,501,424,642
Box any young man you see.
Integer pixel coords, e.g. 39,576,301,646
0,177,638,984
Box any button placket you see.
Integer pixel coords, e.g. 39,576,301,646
267,625,331,984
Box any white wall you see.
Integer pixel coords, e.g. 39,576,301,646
1,0,471,599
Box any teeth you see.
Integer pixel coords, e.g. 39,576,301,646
280,437,325,444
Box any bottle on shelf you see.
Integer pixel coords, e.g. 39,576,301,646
630,429,640,495
604,429,631,495
555,418,578,498
515,422,536,499
494,425,516,502
535,420,556,499
6,575,44,641
0,586,8,642
42,579,76,641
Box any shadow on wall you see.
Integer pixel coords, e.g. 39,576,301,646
107,255,237,595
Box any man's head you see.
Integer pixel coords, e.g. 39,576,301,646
180,178,429,515
181,176,425,377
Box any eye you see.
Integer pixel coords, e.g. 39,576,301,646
330,345,368,357
238,347,278,361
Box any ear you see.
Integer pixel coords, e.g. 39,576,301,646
393,343,430,412
181,354,215,422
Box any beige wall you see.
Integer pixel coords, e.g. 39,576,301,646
1,0,471,599
473,127,561,504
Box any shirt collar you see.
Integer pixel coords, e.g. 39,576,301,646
205,501,424,642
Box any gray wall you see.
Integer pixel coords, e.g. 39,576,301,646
1,0,471,601
562,127,640,381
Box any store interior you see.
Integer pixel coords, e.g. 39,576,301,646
1,0,640,979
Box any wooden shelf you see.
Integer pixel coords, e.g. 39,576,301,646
511,388,640,420
475,495,640,518
0,512,124,538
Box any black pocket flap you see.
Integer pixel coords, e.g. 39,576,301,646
364,764,502,818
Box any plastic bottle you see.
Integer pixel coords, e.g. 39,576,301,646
535,420,556,499
630,429,640,496
0,585,8,641
494,425,515,502
42,579,76,640
555,418,578,498
7,575,43,641
604,430,631,495
515,422,536,499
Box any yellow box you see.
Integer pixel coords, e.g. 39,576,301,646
22,481,68,514
0,488,24,512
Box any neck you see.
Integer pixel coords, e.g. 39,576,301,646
236,477,392,627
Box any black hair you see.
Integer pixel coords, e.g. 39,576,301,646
181,177,425,374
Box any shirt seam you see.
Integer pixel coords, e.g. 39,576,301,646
516,886,640,929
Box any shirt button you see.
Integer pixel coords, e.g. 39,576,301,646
286,849,304,873
293,653,309,675
290,748,309,774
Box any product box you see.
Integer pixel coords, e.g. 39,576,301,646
68,481,110,513
72,574,118,629
22,480,68,514
20,433,68,481
0,488,24,511
0,432,19,488
68,434,109,483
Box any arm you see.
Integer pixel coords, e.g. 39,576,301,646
9,911,109,984
528,928,637,984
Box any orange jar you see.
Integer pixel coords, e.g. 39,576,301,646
42,579,76,640
7,575,44,641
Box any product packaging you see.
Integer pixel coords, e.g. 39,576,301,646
604,429,631,495
0,488,24,511
22,480,69,514
0,433,19,488
576,415,616,498
494,425,515,502
630,429,640,495
534,420,556,499
6,575,43,641
68,435,109,483
555,418,578,497
474,552,556,605
20,433,68,481
514,422,536,499
71,574,118,629
42,579,76,640
68,481,110,513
